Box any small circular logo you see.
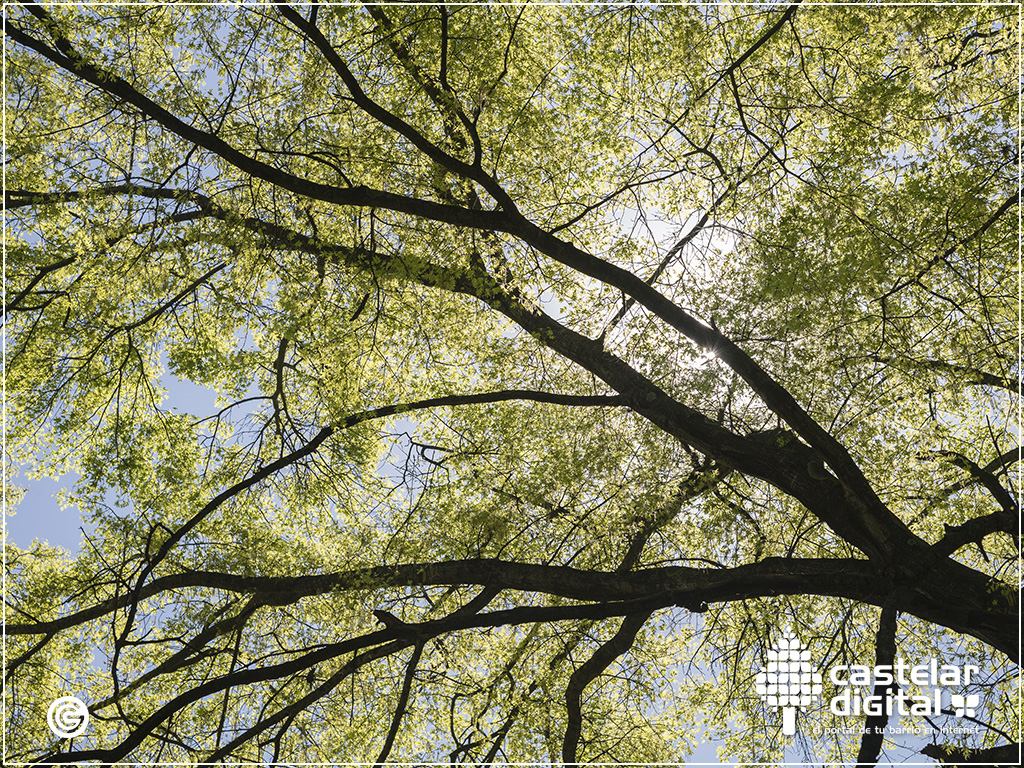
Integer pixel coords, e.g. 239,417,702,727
47,696,89,739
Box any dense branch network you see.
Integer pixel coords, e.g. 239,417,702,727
4,1,1017,764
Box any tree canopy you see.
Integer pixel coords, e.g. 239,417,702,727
3,1,1019,764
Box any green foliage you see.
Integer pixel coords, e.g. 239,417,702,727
4,3,1017,764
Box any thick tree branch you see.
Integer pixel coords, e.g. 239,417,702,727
8,557,860,636
407,256,916,564
9,556,1015,660
562,610,653,764
490,220,912,564
931,451,1019,517
5,184,180,210
932,512,1018,560
856,604,898,765
374,642,424,767
919,447,1019,518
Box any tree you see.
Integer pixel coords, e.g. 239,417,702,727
3,2,1019,764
